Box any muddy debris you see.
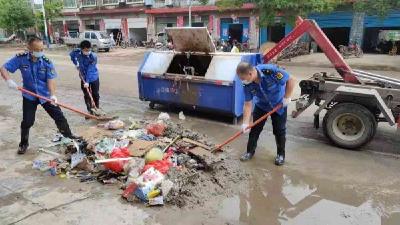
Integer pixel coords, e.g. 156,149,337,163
33,113,249,208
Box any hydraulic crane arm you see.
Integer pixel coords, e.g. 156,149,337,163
263,17,360,84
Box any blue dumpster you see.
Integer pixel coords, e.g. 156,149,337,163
137,27,261,123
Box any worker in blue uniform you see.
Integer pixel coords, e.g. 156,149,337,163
69,40,100,114
236,62,295,166
0,37,79,154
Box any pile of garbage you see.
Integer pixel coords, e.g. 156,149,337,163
33,113,249,208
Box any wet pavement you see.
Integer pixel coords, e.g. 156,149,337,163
0,47,399,225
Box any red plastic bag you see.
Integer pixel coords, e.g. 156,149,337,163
142,149,173,174
146,123,166,137
104,147,131,173
142,160,172,174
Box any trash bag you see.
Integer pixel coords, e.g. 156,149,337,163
158,112,170,121
142,160,172,174
144,147,163,164
146,123,165,137
104,147,131,173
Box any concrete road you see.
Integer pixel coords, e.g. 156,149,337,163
0,47,399,225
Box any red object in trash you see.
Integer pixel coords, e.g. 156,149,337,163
146,123,166,137
142,160,172,174
142,149,173,174
104,147,131,173
122,183,138,199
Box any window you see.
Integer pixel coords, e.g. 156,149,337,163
91,33,97,39
127,0,145,4
103,0,118,5
82,0,96,7
63,0,77,8
85,32,90,39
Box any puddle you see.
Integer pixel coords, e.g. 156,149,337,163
280,199,381,225
282,174,317,205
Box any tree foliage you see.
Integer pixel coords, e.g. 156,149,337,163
353,0,400,18
0,0,35,33
35,0,63,33
217,0,343,26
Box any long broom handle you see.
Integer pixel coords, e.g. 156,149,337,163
78,71,97,109
18,87,99,120
213,104,282,152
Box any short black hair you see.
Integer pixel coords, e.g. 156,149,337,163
236,62,253,75
80,40,91,49
28,36,42,45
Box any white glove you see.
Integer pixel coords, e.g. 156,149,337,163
283,97,291,107
6,79,18,90
83,83,89,88
241,123,250,134
50,95,58,105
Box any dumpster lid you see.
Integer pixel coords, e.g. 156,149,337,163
165,27,216,53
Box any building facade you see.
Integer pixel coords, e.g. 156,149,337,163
51,1,400,52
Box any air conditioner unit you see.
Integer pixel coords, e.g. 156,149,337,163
165,0,173,7
119,0,127,6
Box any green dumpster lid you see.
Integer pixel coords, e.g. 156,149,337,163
165,27,216,53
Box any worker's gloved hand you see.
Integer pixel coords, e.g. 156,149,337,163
83,83,89,88
50,95,58,105
241,123,250,134
283,97,292,107
6,79,18,90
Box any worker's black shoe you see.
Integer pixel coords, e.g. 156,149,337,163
274,155,285,166
63,133,82,140
240,152,254,161
17,144,28,155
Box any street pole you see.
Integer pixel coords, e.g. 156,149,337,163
41,0,50,48
188,0,192,27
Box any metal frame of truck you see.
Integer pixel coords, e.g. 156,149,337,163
264,17,400,149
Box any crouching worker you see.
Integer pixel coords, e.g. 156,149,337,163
0,37,79,154
236,62,295,166
69,40,100,115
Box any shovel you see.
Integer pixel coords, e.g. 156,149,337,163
18,87,115,121
78,71,108,117
211,104,282,153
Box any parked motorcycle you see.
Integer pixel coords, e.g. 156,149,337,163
339,43,363,59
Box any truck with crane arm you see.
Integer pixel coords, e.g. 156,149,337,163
265,17,400,149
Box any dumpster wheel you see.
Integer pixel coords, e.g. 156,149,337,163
323,103,377,150
149,102,155,109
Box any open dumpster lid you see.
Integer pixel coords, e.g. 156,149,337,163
165,27,216,53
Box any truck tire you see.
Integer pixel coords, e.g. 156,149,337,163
322,103,377,150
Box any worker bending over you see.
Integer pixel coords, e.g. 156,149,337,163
236,62,295,166
0,37,79,154
70,40,100,115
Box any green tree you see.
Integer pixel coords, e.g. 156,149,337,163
0,0,35,33
217,0,343,26
353,0,400,18
35,0,63,33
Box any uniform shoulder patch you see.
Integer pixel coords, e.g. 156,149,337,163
276,72,284,80
42,56,51,63
16,52,28,57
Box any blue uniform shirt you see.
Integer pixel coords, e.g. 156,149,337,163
3,52,57,104
69,49,99,83
243,64,290,115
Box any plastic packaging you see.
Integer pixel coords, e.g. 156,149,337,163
104,147,131,173
146,123,166,137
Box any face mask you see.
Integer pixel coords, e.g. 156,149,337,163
83,51,91,56
32,51,44,58
242,79,252,85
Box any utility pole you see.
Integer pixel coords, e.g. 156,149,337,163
40,0,50,47
188,0,192,27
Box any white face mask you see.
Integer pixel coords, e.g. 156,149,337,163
242,79,252,85
32,51,44,58
83,51,91,56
